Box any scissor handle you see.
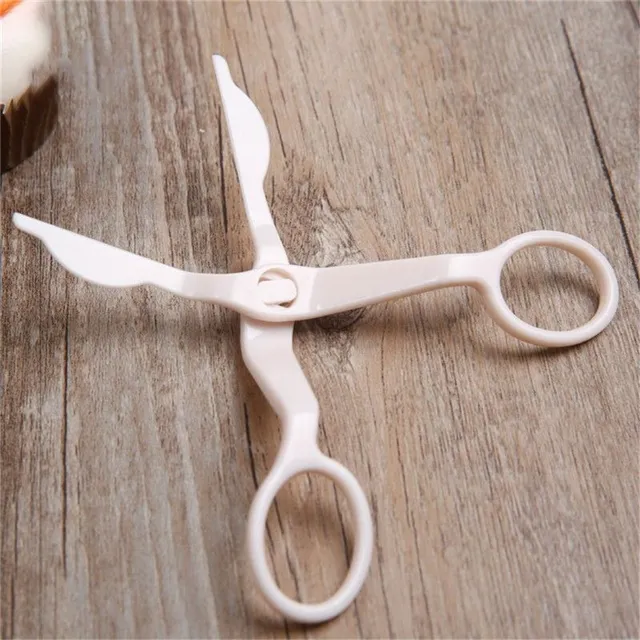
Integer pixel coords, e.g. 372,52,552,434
247,443,373,624
477,231,619,347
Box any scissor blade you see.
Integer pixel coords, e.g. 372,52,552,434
213,54,288,267
13,213,297,312
13,212,182,289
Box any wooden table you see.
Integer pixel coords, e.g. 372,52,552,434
2,2,638,637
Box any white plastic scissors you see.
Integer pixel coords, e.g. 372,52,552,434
12,55,619,624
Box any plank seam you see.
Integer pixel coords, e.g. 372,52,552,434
562,19,640,287
62,308,69,578
628,0,640,27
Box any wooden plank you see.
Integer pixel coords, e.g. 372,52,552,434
1,1,637,638
562,3,640,283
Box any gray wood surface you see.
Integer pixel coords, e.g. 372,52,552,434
1,2,638,638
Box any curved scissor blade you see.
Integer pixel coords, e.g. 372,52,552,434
13,212,181,288
213,55,288,267
11,213,282,309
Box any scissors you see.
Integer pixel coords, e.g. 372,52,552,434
12,55,619,624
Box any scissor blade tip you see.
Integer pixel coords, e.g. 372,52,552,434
212,54,228,71
12,212,29,228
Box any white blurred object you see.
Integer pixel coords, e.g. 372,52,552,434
0,0,51,104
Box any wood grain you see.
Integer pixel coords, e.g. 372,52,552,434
1,2,638,638
562,3,640,283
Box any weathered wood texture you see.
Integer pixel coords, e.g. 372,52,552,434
1,1,638,638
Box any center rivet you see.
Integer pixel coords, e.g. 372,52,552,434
257,268,297,307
